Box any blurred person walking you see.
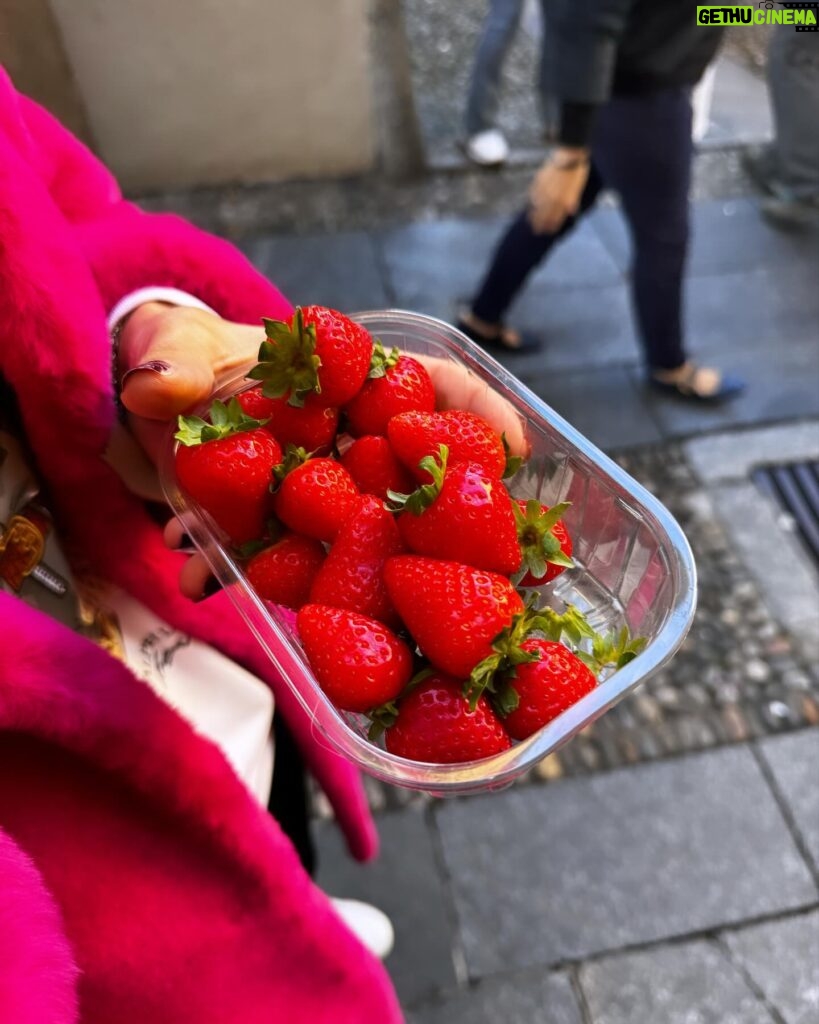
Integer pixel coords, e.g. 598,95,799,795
464,0,546,165
744,23,819,227
458,0,745,402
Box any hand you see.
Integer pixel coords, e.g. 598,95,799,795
416,355,529,458
117,302,264,465
528,149,590,235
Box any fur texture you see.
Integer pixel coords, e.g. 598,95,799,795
0,830,79,1024
0,68,397,1022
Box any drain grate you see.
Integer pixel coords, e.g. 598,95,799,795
752,459,819,570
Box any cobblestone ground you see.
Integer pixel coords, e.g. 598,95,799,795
322,441,819,816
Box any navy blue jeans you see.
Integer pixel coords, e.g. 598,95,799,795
471,88,694,372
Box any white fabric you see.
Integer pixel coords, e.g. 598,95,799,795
107,287,216,331
110,589,275,806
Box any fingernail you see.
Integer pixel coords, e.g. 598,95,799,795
121,361,172,386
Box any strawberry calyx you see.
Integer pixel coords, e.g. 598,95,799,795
502,433,525,479
465,604,543,711
271,443,312,490
366,340,401,380
175,397,269,447
575,625,648,676
386,444,449,515
513,500,574,582
247,307,322,408
366,666,436,742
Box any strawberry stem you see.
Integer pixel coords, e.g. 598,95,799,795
513,500,573,581
386,445,449,515
366,340,401,379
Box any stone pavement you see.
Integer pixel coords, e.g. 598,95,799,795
233,166,819,1021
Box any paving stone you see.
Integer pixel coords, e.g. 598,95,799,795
379,215,622,324
518,364,664,452
724,911,819,1024
434,746,816,975
684,421,819,484
757,730,819,874
579,939,771,1024
408,969,583,1024
315,808,459,1006
505,282,638,372
686,264,819,356
244,230,389,311
636,337,819,439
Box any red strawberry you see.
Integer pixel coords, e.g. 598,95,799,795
515,500,574,586
309,496,405,625
298,605,413,712
382,673,511,764
174,398,281,545
249,306,372,407
340,435,415,501
498,639,596,740
237,385,339,453
344,343,435,437
272,447,360,543
246,533,326,609
388,410,506,482
383,556,524,679
390,447,521,575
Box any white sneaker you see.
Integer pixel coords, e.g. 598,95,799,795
330,897,395,960
464,129,509,167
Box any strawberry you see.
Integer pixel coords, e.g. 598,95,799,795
248,306,372,407
495,639,596,740
340,435,415,501
309,496,405,626
344,342,435,437
388,410,506,482
237,385,339,454
381,673,511,764
515,500,574,586
246,533,326,609
297,605,413,712
272,446,360,543
389,446,521,575
175,398,281,545
383,556,524,679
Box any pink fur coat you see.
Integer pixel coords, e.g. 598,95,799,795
0,68,401,1023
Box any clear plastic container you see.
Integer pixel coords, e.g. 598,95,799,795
160,311,697,795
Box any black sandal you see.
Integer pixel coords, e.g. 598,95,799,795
456,314,542,355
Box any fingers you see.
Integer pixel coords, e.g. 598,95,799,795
118,305,262,422
164,518,221,600
416,355,529,457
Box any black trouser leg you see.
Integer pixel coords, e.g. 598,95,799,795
471,165,605,325
592,89,693,372
268,714,316,875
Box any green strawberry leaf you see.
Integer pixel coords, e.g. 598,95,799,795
366,340,401,379
386,445,449,515
514,499,574,579
271,443,311,489
502,433,525,479
174,397,268,447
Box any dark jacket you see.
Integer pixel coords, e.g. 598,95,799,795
543,0,723,144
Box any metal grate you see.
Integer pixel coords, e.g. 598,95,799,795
753,460,819,570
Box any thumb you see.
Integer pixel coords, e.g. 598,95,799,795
118,305,222,421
